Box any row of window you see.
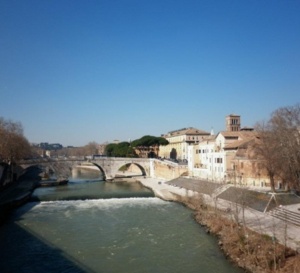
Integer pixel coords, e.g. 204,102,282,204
187,136,201,140
215,158,223,163
233,162,263,170
196,149,214,154
210,166,223,173
231,119,239,125
194,164,224,173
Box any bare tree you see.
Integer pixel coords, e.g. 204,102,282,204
0,117,31,163
252,121,281,192
269,104,300,190
253,104,300,191
83,141,99,156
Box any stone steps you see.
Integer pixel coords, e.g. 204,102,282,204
268,207,300,227
212,184,232,198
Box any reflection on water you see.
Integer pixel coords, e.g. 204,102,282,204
32,180,154,201
33,166,154,201
71,166,103,181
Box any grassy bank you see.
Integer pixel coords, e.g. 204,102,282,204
177,194,300,273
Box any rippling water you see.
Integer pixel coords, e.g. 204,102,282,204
0,173,244,273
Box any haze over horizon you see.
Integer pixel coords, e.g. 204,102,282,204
1,0,299,147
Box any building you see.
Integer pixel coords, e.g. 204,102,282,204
226,137,275,188
187,115,272,188
159,127,210,160
190,130,260,183
188,135,219,179
226,114,241,132
38,142,63,150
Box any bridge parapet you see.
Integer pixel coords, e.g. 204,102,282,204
19,157,187,181
90,157,151,180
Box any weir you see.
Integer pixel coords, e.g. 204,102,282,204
0,169,244,273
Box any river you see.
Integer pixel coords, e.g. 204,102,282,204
0,169,244,273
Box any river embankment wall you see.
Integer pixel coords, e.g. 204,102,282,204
150,160,188,180
0,166,41,224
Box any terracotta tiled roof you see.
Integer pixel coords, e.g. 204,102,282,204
203,135,216,141
185,128,210,135
224,137,255,150
164,127,210,137
219,131,258,139
198,135,216,144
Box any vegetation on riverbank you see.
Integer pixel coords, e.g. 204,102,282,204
177,194,300,273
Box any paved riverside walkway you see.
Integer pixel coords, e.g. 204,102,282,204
139,176,300,252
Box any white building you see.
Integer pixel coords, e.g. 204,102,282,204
188,135,226,182
187,115,257,183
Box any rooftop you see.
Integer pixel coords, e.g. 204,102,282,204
163,127,210,137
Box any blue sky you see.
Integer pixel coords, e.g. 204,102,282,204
1,0,299,146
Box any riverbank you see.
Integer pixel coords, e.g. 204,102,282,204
0,166,41,223
2,172,300,272
139,177,300,273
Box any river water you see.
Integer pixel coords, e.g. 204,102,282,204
0,170,244,273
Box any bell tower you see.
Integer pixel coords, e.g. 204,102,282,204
226,114,241,132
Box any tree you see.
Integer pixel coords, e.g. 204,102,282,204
0,117,31,163
83,141,99,156
269,104,300,190
252,121,281,192
104,142,137,157
104,135,169,158
131,135,168,147
131,135,169,158
105,143,117,157
253,104,300,191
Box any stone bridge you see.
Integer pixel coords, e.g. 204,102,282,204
19,157,153,180
88,157,152,180
19,157,188,181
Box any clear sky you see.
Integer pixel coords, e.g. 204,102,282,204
1,0,300,146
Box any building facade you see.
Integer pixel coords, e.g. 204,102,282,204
159,127,210,160
226,114,241,132
187,115,273,188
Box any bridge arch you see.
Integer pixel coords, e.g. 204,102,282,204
20,162,70,180
20,157,153,181
115,162,147,177
89,162,107,180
